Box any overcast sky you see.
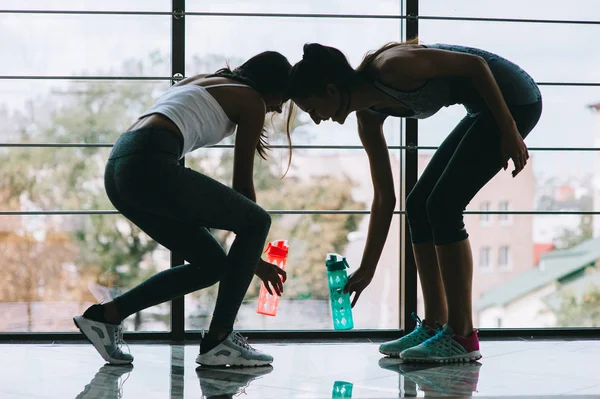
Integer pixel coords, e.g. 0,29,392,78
0,0,599,180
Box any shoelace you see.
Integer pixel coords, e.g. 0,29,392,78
117,371,132,399
411,312,422,326
114,326,131,355
423,323,449,347
230,332,252,350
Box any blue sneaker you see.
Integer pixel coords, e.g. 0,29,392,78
379,313,436,357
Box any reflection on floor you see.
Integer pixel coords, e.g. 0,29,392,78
1,339,600,398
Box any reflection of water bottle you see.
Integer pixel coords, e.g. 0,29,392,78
332,380,353,398
325,253,354,330
256,240,289,316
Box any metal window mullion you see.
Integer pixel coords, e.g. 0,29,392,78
170,0,185,342
402,0,419,333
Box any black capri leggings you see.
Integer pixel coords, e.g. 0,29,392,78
104,127,271,332
406,100,542,246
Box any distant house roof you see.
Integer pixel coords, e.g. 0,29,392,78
533,243,555,265
475,237,600,311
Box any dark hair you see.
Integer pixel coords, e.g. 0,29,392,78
287,43,363,99
285,39,420,143
288,38,421,99
210,51,293,162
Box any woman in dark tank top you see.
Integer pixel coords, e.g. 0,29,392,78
287,38,542,363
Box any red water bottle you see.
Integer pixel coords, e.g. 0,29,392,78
256,240,289,316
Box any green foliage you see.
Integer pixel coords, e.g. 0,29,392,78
554,282,600,327
555,214,593,250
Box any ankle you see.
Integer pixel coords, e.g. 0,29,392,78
449,324,474,337
102,302,123,325
206,330,230,341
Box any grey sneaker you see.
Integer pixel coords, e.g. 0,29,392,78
379,313,435,357
73,315,134,365
196,332,273,367
196,364,273,398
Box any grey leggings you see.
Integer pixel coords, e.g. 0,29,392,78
104,127,271,332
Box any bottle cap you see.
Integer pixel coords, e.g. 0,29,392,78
265,240,289,258
325,253,349,271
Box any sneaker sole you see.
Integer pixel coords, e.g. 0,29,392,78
379,349,402,358
401,351,482,364
195,354,273,368
73,316,133,365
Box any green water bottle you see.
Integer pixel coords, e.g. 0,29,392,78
325,253,354,330
332,380,353,398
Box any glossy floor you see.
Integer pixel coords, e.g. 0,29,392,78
1,339,600,398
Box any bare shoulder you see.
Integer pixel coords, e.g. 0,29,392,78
371,45,432,88
357,109,386,126
232,89,265,126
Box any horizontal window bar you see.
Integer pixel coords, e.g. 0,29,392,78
418,15,599,25
3,143,600,152
418,146,600,152
0,9,406,19
0,76,598,87
1,327,599,343
0,10,598,25
0,210,397,216
1,210,600,216
0,75,172,81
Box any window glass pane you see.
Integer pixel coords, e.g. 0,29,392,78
0,147,112,212
0,80,169,144
0,14,171,76
479,247,491,269
419,20,600,83
417,214,600,328
187,0,401,15
187,148,402,212
0,0,169,11
420,0,598,21
0,214,170,332
185,215,401,330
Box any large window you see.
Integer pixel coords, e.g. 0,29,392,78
2,1,599,336
0,1,404,334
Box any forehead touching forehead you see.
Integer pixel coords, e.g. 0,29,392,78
293,97,313,113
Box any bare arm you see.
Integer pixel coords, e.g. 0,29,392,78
357,110,397,274
232,92,267,202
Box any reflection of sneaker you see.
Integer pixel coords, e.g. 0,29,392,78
400,324,482,363
196,332,273,367
379,313,436,357
196,364,273,398
73,316,134,365
75,364,134,399
403,362,483,396
378,358,443,396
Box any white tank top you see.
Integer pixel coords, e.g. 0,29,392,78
139,83,250,158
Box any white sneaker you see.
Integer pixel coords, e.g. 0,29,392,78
196,332,273,367
73,315,134,365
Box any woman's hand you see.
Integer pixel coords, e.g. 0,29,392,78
500,122,529,177
343,267,375,308
255,259,287,296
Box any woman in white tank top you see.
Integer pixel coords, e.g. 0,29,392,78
74,51,292,369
